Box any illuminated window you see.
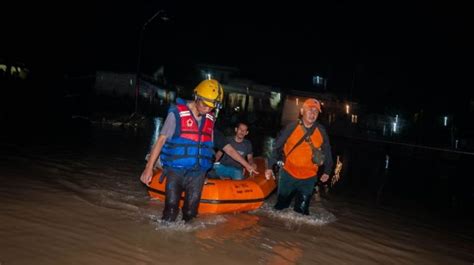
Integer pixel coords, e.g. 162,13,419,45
392,115,399,133
312,75,325,86
228,93,246,110
269,92,281,110
351,114,358,123
200,70,212,80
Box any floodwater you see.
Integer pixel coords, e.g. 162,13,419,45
0,125,473,265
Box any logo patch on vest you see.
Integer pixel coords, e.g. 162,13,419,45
186,119,194,127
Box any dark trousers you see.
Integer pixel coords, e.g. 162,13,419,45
162,169,206,222
274,169,318,215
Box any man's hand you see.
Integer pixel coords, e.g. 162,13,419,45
245,164,259,176
251,163,257,171
320,173,330,183
265,169,275,180
140,167,153,185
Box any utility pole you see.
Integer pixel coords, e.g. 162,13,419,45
134,9,168,114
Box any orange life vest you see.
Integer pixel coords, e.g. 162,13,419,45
282,125,323,179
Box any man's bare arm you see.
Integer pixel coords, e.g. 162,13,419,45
140,135,167,184
222,144,259,174
215,150,224,162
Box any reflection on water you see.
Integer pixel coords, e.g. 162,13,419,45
195,214,260,241
0,126,473,265
266,243,303,265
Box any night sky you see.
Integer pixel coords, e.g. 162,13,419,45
4,1,473,112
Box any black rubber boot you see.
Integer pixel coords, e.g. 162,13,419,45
274,193,294,210
162,206,180,222
293,194,311,215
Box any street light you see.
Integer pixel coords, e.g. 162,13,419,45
134,9,169,114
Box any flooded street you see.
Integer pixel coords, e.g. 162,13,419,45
1,126,473,265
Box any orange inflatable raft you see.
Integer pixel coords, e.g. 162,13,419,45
146,157,277,214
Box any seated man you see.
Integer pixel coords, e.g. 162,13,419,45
213,122,256,180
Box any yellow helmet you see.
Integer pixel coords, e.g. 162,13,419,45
193,79,224,108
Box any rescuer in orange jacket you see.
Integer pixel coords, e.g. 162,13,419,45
265,98,333,215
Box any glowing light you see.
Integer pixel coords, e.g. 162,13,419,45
351,114,358,123
384,155,390,169
392,115,399,133
443,116,448,127
146,117,163,162
150,117,163,151
270,92,281,109
345,104,350,114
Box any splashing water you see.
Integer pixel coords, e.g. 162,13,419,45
257,200,337,226
148,213,228,232
1,127,473,265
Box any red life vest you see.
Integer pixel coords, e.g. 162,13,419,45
160,100,215,171
176,104,213,143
